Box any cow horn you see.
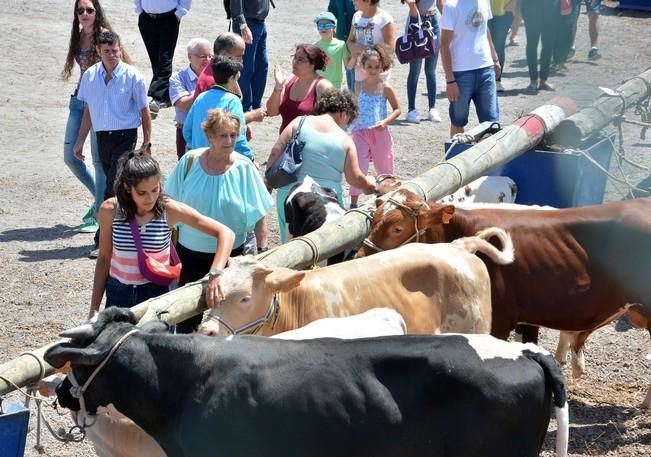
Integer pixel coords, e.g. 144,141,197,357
59,324,95,339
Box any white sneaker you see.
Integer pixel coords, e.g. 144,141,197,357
406,110,420,123
148,98,160,120
427,108,442,123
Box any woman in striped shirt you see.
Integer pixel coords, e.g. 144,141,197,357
89,151,235,319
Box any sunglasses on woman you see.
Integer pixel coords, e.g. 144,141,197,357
77,7,96,15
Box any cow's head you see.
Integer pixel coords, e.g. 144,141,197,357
284,176,345,238
199,256,307,336
355,189,454,258
44,308,167,414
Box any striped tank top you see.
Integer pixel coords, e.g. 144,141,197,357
109,203,172,285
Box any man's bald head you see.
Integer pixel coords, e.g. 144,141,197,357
213,32,246,60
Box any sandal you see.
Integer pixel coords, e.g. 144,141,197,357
525,83,538,94
538,81,556,91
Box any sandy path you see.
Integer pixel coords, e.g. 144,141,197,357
0,1,650,456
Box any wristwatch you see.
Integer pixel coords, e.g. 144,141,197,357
208,268,223,279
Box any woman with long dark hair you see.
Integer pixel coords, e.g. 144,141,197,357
90,151,234,319
62,0,131,234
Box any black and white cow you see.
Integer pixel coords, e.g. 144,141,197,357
284,175,346,239
437,176,518,204
45,308,569,457
284,175,349,264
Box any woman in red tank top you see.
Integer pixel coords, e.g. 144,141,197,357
266,44,334,133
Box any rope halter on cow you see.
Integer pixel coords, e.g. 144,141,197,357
362,193,430,253
67,328,140,431
206,294,280,336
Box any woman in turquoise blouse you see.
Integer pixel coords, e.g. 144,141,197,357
165,108,272,332
267,89,394,243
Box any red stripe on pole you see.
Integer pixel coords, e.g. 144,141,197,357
513,114,546,139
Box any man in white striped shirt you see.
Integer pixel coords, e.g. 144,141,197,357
74,31,152,204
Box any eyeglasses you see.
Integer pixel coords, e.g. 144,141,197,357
316,23,335,30
291,54,309,63
191,54,213,60
76,7,96,15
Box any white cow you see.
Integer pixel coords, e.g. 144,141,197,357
263,308,405,339
438,176,517,204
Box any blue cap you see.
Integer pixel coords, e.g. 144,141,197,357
313,11,337,25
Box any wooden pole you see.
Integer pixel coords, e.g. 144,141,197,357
0,97,575,397
554,68,651,147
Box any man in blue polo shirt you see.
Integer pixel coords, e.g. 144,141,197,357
74,31,152,203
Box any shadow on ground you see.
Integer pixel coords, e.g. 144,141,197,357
0,224,80,242
542,399,651,454
18,245,92,262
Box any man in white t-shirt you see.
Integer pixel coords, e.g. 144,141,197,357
440,0,500,136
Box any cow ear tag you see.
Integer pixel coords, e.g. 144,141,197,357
441,205,455,224
627,306,648,329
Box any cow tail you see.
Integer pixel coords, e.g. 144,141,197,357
452,227,515,265
531,353,569,457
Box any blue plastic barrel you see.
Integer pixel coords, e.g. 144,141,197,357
0,401,30,457
619,0,651,12
444,132,614,208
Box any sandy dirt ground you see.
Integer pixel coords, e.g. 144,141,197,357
1,0,650,455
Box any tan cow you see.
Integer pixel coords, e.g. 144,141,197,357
199,228,514,336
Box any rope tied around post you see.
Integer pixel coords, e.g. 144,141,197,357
405,180,429,201
291,236,320,269
430,161,465,195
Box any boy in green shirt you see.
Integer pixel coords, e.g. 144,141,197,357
313,12,351,89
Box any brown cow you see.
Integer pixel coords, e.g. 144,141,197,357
356,190,651,404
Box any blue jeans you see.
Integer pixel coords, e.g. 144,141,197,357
554,4,578,64
449,66,499,128
580,0,601,13
233,21,269,111
406,15,441,111
345,68,355,92
64,95,105,213
487,12,513,82
105,276,169,309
